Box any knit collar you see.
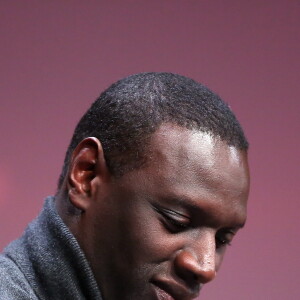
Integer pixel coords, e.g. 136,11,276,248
5,196,102,300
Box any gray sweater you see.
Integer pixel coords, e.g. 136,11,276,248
0,197,103,300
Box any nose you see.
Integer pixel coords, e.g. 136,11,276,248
174,237,216,285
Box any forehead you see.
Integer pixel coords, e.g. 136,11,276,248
147,123,249,174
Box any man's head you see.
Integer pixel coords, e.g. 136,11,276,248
58,72,248,188
56,72,250,300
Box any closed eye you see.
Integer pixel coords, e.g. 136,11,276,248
152,205,190,233
215,229,235,248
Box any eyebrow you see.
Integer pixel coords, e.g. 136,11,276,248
229,223,246,231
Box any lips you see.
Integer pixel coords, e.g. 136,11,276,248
151,279,200,300
153,285,175,300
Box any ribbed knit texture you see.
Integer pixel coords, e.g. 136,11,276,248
0,196,103,300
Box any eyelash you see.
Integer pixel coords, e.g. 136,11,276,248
163,212,189,232
215,231,234,248
153,206,190,233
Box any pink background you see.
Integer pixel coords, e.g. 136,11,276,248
1,1,299,299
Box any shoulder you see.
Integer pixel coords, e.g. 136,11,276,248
0,254,37,300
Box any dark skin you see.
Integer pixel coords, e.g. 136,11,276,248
56,123,250,300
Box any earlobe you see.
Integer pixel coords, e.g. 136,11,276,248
67,137,107,211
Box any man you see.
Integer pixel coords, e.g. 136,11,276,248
0,72,250,300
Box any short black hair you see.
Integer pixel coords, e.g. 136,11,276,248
58,72,248,189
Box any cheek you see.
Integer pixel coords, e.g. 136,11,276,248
119,210,182,265
123,217,170,261
215,249,226,272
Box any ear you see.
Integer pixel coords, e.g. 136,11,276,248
67,137,109,212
